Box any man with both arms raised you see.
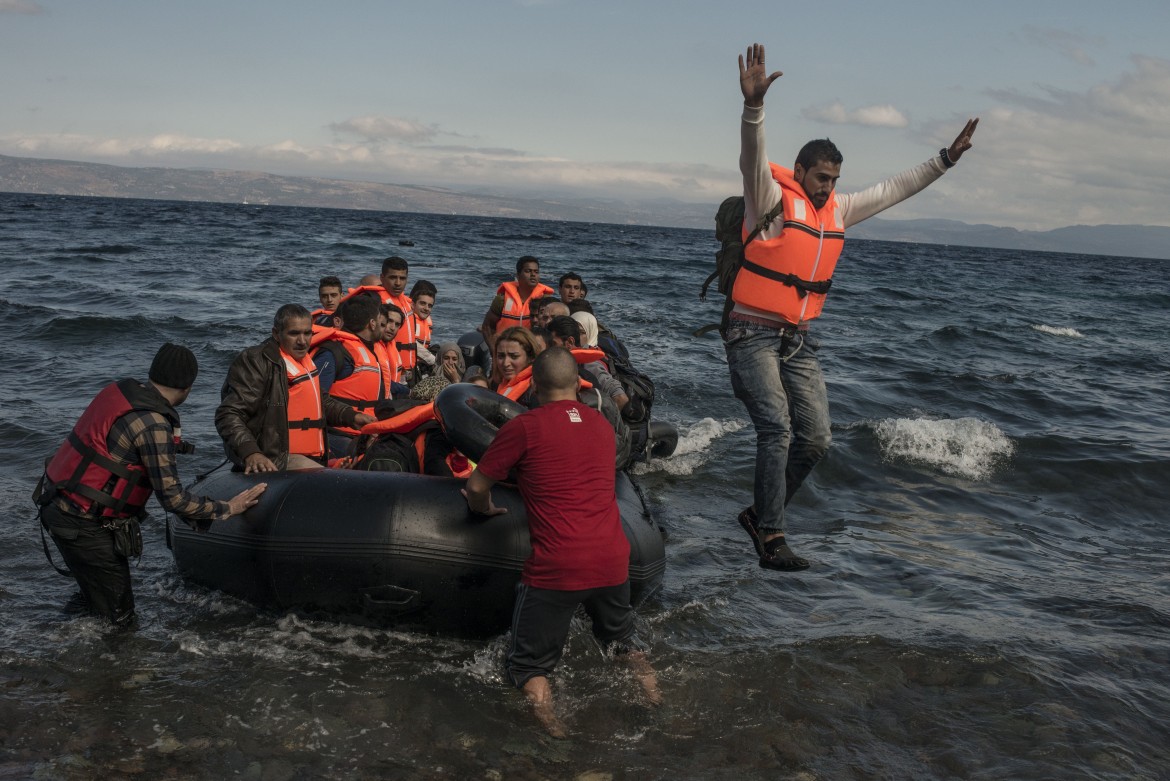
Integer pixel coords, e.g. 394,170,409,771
728,43,979,571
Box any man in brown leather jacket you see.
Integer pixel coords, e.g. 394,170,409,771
215,304,373,471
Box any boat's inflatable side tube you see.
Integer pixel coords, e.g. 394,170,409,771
170,466,665,635
433,383,526,463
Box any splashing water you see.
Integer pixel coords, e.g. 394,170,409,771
871,416,1015,480
633,417,745,476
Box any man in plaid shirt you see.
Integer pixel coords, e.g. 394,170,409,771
38,343,266,625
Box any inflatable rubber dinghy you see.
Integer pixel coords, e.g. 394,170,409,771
168,387,666,636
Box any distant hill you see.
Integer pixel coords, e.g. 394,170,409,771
848,217,1170,261
2,153,1166,259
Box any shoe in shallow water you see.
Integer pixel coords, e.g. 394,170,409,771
759,535,810,572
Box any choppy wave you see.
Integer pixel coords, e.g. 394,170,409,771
1032,324,1084,338
869,416,1015,480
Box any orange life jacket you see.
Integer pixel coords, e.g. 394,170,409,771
731,163,844,324
379,289,417,372
362,401,473,478
312,330,388,435
281,348,327,458
359,401,436,437
495,365,534,401
310,308,337,327
43,379,179,519
410,313,433,352
495,280,554,332
569,348,606,390
358,402,435,474
381,339,402,387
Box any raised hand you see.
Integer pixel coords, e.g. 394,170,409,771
947,118,980,162
739,43,783,108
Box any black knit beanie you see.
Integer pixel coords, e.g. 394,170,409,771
149,343,199,389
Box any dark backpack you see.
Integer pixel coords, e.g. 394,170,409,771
597,329,655,425
696,196,782,336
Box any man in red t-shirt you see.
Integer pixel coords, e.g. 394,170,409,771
463,347,659,737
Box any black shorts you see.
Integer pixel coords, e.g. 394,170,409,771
505,580,641,688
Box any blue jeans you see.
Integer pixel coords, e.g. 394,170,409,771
724,319,832,536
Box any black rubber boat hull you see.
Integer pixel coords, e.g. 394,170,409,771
168,466,665,636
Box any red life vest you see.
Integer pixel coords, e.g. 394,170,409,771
43,379,179,519
281,349,327,458
495,280,554,332
731,163,844,324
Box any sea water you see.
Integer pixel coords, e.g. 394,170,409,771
1,193,1167,779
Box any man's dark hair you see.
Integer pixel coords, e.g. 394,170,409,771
381,256,409,274
795,139,843,171
567,298,594,315
409,279,437,300
273,303,311,332
530,325,552,346
380,303,405,323
515,255,540,275
547,315,580,347
318,275,342,292
338,294,380,333
532,346,579,393
559,272,583,288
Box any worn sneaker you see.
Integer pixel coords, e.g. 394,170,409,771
759,536,810,572
737,506,765,557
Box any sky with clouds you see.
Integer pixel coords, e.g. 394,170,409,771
2,0,1169,231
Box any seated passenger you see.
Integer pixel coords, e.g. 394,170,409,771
558,272,587,304
481,256,554,345
312,295,393,457
547,315,629,412
529,296,557,330
408,342,465,403
572,311,655,458
378,257,417,383
491,326,543,407
408,280,438,377
530,326,552,353
313,276,343,326
216,304,374,472
540,300,570,326
379,303,410,397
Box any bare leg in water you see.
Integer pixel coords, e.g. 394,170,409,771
521,675,568,739
622,650,662,706
520,654,661,738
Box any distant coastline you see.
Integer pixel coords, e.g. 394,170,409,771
2,153,1167,259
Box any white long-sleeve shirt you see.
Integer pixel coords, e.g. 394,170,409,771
734,104,949,324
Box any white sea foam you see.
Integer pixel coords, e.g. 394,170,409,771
1032,324,1084,338
872,416,1014,481
632,417,746,476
